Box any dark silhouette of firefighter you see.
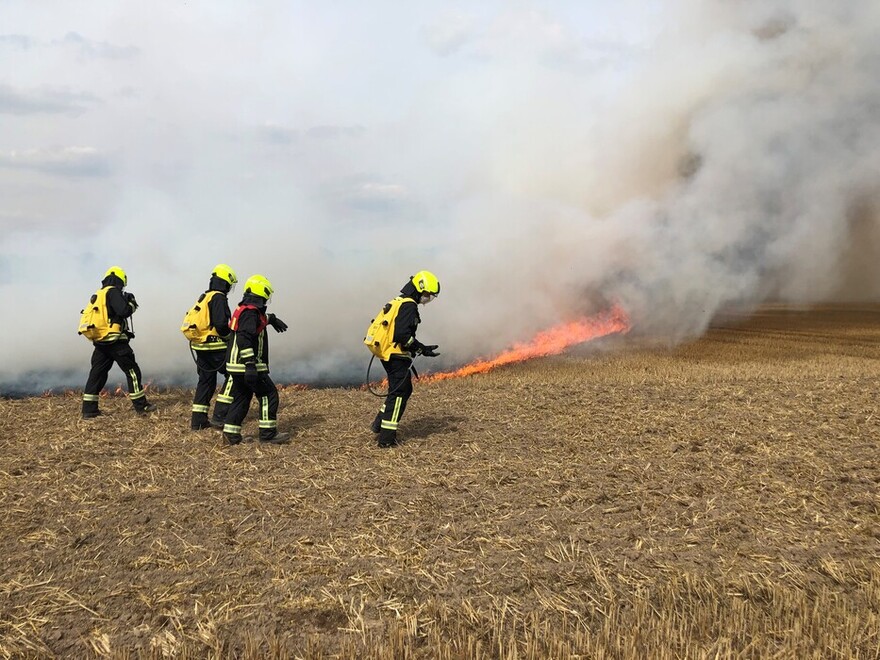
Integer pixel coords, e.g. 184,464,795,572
364,271,440,448
181,264,238,430
78,266,156,418
222,275,290,445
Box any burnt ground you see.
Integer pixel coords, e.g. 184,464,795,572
1,305,879,658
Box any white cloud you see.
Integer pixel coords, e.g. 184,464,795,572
0,34,33,50
354,181,407,202
0,84,99,115
422,11,475,56
53,31,139,60
0,147,112,177
306,125,365,140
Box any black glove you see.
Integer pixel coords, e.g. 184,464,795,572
244,362,259,389
267,313,288,333
123,291,138,312
421,344,440,357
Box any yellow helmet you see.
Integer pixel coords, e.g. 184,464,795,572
212,263,238,286
244,274,273,300
104,266,127,286
411,270,440,295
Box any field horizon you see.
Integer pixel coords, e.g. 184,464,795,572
2,305,879,658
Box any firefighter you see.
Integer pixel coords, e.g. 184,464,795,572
222,274,290,445
370,271,441,448
80,266,156,418
187,264,238,430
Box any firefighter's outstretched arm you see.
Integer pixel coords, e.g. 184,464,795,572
267,313,288,333
392,301,439,356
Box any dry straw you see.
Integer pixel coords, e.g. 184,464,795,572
1,305,879,657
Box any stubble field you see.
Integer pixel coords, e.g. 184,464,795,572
1,305,879,658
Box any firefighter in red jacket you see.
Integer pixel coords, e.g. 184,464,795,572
222,275,290,445
80,266,156,418
370,271,440,448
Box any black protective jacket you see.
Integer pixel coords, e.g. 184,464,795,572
226,293,270,373
101,274,135,341
392,281,424,356
206,275,232,338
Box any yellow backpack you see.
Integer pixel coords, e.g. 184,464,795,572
181,291,220,344
78,286,122,342
364,297,414,360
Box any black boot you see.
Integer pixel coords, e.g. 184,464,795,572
370,414,382,434
259,431,290,445
377,430,398,448
82,399,101,419
135,402,157,415
191,412,211,430
223,432,243,445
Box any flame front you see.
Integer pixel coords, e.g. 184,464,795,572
424,303,631,382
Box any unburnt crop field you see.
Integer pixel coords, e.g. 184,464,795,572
2,305,879,658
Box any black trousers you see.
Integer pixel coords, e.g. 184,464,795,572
82,340,149,413
222,373,279,441
191,349,232,424
375,357,413,442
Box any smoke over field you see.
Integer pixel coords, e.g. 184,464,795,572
2,1,880,392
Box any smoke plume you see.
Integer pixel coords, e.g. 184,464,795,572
1,1,879,392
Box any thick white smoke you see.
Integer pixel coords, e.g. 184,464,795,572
434,0,880,347
1,1,879,392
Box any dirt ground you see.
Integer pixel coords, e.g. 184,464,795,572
1,305,879,658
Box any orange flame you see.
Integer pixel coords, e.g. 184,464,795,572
279,383,310,392
423,303,631,382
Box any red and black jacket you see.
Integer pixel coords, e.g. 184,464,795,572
226,294,270,373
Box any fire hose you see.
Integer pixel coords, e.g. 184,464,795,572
365,354,419,398
188,345,225,372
